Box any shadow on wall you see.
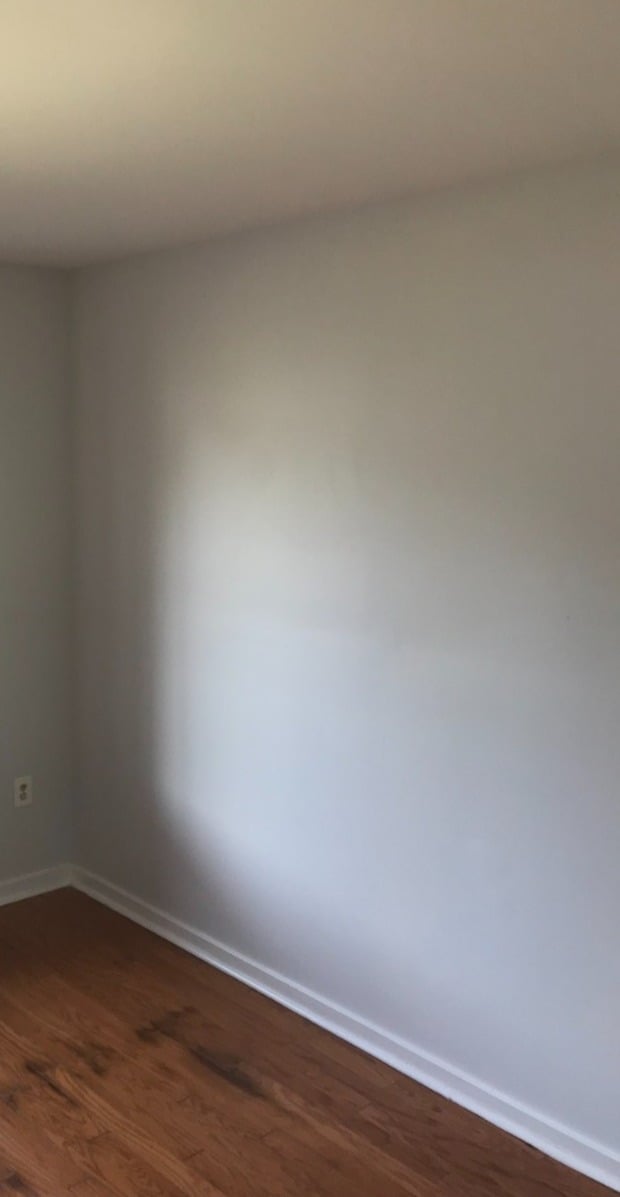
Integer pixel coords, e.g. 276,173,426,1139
74,184,620,1156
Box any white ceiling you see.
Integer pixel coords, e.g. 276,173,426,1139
2,0,620,265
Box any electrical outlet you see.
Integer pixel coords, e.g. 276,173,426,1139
14,776,33,808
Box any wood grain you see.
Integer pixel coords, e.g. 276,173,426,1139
0,889,610,1196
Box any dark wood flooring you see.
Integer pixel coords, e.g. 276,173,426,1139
0,888,610,1196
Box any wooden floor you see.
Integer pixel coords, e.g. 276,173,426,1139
0,889,609,1197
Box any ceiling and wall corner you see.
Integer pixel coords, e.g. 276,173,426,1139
0,0,619,265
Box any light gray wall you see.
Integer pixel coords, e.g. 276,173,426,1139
73,160,620,1158
0,267,73,877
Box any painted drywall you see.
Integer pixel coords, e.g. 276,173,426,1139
0,267,73,877
73,160,620,1163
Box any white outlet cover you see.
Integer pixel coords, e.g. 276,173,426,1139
14,775,33,807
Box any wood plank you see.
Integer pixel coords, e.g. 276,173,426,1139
0,890,609,1197
0,992,207,1165
65,1132,210,1197
70,1183,119,1197
0,1097,87,1191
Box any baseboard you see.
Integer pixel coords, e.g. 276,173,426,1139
0,863,73,908
5,864,617,1190
69,865,620,1193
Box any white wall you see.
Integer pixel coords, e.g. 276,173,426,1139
0,267,73,878
73,160,620,1168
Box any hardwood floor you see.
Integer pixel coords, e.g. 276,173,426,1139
0,889,609,1196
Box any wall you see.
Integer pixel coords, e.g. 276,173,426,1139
72,160,620,1172
0,267,73,880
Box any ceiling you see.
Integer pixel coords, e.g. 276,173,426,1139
2,0,620,265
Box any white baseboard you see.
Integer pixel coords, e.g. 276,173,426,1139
71,864,620,1194
0,863,73,908
1,864,616,1191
